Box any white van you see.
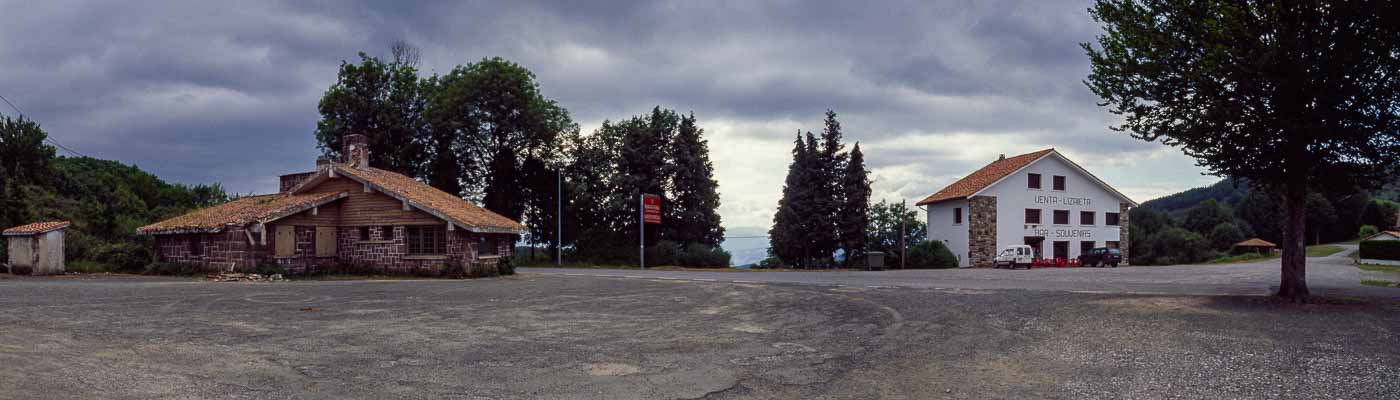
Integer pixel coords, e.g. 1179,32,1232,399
994,245,1035,269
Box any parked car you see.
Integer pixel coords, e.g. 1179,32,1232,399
994,245,1035,269
1079,247,1122,267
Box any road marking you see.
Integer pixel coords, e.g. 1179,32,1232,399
731,280,757,283
623,276,645,279
694,279,717,282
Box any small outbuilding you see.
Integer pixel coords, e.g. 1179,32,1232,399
3,221,70,275
1232,238,1277,255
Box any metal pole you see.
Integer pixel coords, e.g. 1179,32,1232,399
556,169,562,266
901,199,907,270
639,195,645,269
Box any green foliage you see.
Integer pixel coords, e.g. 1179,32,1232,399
91,242,152,273
66,260,112,274
1359,241,1400,261
1138,227,1214,265
1142,178,1251,217
756,255,783,269
1206,252,1274,265
1359,225,1379,239
905,241,958,269
645,240,682,266
1235,189,1282,243
1361,200,1399,230
769,111,871,268
1209,222,1246,252
315,51,429,179
864,200,928,268
496,256,515,276
1183,199,1233,235
677,243,731,268
664,113,725,247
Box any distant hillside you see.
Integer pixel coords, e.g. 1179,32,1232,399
1140,178,1251,216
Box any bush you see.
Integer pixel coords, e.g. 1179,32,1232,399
905,240,959,269
1209,222,1246,252
1143,227,1215,265
66,260,113,273
756,255,783,269
91,242,153,273
496,256,515,276
1359,225,1379,239
1359,240,1400,261
646,240,682,266
677,243,731,268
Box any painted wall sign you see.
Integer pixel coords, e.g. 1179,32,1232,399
1030,228,1093,238
1033,195,1092,207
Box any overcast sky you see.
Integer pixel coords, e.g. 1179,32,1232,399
0,0,1218,235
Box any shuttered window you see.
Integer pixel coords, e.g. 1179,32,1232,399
274,225,296,257
315,227,337,257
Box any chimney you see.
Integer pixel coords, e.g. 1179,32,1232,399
998,154,1006,161
315,155,330,171
343,134,370,169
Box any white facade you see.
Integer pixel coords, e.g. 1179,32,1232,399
925,152,1135,267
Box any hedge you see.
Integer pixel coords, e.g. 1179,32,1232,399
1359,240,1400,261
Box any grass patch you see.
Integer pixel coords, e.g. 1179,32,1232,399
1357,264,1400,273
1204,252,1276,264
1361,280,1400,288
1306,245,1345,257
66,260,115,274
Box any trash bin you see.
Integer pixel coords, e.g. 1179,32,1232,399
866,251,885,271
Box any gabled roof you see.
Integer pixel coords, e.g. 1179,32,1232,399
915,148,1138,207
137,192,348,235
1234,238,1277,247
1363,231,1400,241
3,221,71,236
291,163,526,234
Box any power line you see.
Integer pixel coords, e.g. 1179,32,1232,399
0,92,91,158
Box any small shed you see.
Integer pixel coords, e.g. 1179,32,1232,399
1232,238,1277,255
1363,231,1400,241
4,221,70,275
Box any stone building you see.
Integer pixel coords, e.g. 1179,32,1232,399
137,134,524,274
916,149,1136,268
4,221,70,275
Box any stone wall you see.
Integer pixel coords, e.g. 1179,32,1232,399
1119,203,1131,266
155,230,268,271
968,196,998,267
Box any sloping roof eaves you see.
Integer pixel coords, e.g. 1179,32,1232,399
3,221,72,236
1234,238,1277,247
915,149,1055,206
298,164,527,234
136,192,347,235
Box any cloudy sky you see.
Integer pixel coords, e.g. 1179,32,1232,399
0,0,1219,238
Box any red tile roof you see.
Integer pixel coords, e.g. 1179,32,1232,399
3,221,71,236
137,192,347,235
1234,238,1277,248
296,163,527,234
916,149,1055,206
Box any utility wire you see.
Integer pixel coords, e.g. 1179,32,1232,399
0,92,92,158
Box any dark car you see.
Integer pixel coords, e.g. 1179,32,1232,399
1079,247,1123,267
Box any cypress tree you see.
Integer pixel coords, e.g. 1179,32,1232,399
838,142,871,266
810,110,847,266
665,113,724,246
770,132,812,266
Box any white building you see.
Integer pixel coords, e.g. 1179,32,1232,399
916,149,1137,268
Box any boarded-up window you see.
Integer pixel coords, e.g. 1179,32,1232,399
275,225,296,257
315,227,337,257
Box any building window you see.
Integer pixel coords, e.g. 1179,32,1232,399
406,226,445,255
1025,208,1041,224
1081,241,1095,255
1106,212,1121,226
1081,211,1095,225
479,234,499,256
1053,210,1070,225
380,225,396,240
1053,175,1066,191
359,226,371,241
1027,173,1042,189
189,236,204,256
1107,241,1120,249
954,208,963,224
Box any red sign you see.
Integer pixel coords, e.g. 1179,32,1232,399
643,194,662,224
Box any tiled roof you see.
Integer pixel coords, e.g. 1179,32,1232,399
326,164,527,234
916,149,1055,206
137,192,347,235
1234,238,1277,247
3,221,71,236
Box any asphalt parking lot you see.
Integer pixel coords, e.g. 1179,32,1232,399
1,271,1398,399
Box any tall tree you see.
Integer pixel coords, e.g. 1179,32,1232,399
1183,198,1233,235
0,116,55,231
770,132,814,267
315,50,428,178
1084,0,1400,300
838,142,871,266
665,113,724,246
808,110,846,264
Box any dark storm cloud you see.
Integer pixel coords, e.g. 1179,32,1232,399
0,0,1194,229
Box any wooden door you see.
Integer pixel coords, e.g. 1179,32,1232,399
315,227,337,257
275,225,296,257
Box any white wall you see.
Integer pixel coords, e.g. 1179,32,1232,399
979,153,1128,261
926,198,970,267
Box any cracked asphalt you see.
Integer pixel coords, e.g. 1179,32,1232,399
1,270,1398,399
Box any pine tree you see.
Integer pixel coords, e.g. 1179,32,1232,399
807,111,846,266
770,132,812,266
665,113,724,246
838,142,871,266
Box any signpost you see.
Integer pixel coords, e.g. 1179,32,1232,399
640,194,661,268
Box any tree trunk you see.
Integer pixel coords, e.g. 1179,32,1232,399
1277,181,1310,301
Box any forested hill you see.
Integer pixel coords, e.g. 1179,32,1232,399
1140,178,1251,216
